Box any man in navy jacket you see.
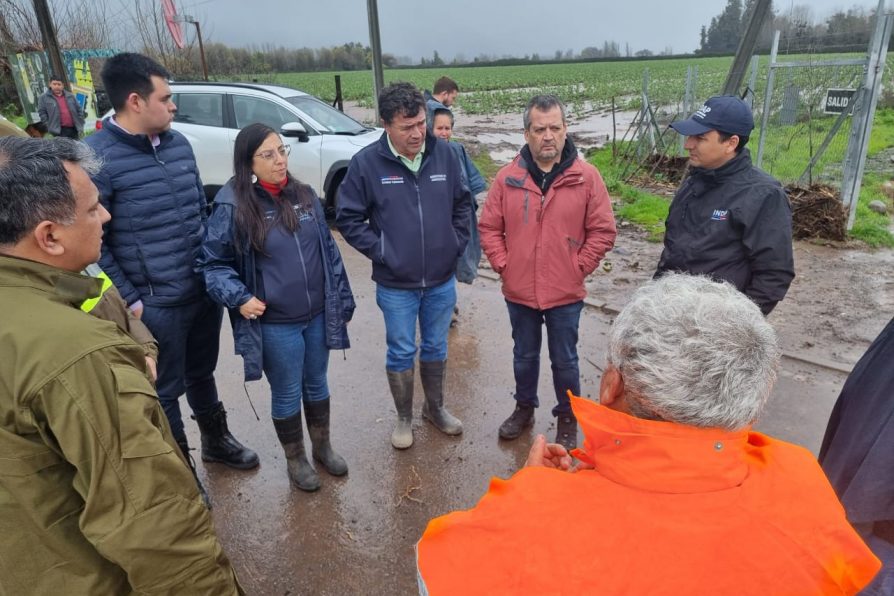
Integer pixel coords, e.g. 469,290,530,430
337,82,472,450
656,95,794,315
85,54,258,493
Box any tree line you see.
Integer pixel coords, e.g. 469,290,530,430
699,1,886,55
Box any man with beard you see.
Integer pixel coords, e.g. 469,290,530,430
479,94,617,450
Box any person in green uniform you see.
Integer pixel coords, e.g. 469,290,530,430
0,136,243,594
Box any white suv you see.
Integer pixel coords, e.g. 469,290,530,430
98,82,381,208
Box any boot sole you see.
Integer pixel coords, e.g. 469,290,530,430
293,479,321,492
202,454,260,470
498,416,535,440
421,412,463,435
313,455,348,476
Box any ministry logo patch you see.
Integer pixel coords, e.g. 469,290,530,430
711,209,729,221
381,176,404,185
429,173,447,183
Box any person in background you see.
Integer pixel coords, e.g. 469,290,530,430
85,53,259,496
0,136,243,595
201,123,354,492
337,82,471,450
656,95,794,315
424,76,459,129
37,74,85,139
431,107,486,324
479,94,616,450
820,316,894,595
417,274,880,595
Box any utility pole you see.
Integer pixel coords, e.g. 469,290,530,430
722,0,772,96
367,0,385,118
177,15,209,81
32,0,69,89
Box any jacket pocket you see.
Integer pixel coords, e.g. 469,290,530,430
0,446,63,477
111,365,173,459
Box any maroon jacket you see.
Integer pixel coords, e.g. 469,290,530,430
479,152,616,310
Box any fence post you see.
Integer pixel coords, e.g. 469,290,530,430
756,30,780,169
642,69,654,152
679,66,693,155
840,1,893,229
333,75,344,112
745,55,760,106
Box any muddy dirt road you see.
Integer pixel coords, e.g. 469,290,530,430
196,101,894,595
194,228,889,595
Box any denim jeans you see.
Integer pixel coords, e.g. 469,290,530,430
261,313,330,419
140,297,223,442
505,299,584,417
376,277,456,372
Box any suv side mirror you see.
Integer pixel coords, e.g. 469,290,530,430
281,121,309,142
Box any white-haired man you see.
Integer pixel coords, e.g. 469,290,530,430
417,274,879,595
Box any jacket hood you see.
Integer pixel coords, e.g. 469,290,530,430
520,136,578,192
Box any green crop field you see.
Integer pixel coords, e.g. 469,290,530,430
230,52,881,116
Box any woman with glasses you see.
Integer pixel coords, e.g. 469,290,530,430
200,123,355,492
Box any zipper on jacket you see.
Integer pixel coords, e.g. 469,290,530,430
292,233,314,314
416,181,426,287
523,190,529,224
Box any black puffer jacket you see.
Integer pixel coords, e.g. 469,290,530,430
656,148,794,314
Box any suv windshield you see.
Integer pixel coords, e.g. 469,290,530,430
285,95,369,134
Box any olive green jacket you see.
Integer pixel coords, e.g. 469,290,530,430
81,263,159,361
0,255,242,595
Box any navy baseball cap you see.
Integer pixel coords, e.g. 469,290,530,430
670,95,754,137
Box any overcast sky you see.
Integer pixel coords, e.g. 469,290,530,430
175,0,889,60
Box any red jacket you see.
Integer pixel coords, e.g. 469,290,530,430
417,396,881,595
478,153,616,310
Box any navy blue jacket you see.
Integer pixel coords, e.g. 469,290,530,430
86,120,208,307
199,181,355,382
336,131,472,289
655,149,795,314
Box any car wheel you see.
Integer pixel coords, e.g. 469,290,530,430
325,171,345,220
204,184,222,204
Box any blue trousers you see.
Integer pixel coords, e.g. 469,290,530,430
261,314,330,419
376,277,456,372
505,299,583,417
140,297,223,442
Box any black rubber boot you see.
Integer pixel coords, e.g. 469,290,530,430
176,438,213,510
498,403,535,440
387,367,415,449
420,360,463,436
555,413,578,452
272,413,320,492
304,398,348,476
195,402,260,470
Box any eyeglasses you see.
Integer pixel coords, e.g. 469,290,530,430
254,145,291,161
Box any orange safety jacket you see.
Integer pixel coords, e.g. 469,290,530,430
417,395,880,595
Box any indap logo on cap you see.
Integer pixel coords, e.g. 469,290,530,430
694,105,712,120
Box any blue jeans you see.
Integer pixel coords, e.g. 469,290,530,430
261,313,330,419
376,277,456,372
505,300,584,417
140,297,223,442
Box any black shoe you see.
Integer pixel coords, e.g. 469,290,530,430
556,414,578,452
498,404,535,440
176,438,213,509
195,402,260,470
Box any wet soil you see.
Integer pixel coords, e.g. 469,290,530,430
196,102,894,595
197,232,889,595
